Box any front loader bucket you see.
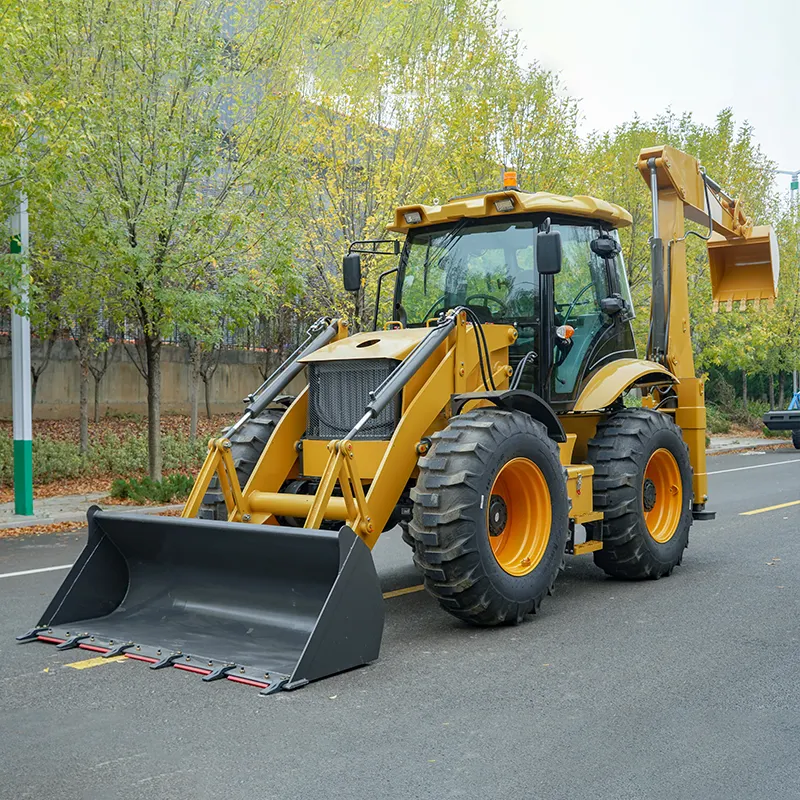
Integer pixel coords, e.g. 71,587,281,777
708,224,780,309
19,508,384,694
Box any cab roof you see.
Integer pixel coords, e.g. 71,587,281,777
388,189,632,233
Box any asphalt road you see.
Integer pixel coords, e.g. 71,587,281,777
1,449,799,799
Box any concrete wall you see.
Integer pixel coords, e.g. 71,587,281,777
0,339,305,419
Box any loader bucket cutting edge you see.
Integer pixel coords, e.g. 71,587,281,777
19,507,385,694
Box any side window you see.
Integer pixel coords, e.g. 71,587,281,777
611,230,635,318
552,225,610,395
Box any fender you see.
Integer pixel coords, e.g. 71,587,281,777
451,390,566,443
573,358,678,413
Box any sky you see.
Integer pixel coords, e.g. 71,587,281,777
498,0,800,194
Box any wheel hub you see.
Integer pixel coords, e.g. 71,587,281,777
488,495,507,536
643,478,657,512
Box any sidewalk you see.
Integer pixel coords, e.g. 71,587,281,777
0,492,183,531
706,434,792,454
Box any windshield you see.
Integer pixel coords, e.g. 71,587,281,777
400,220,537,326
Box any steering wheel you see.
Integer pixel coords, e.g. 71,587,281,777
561,282,595,327
465,293,509,316
421,293,509,323
421,294,446,322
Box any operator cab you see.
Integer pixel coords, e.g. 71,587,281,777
386,187,637,410
343,184,637,411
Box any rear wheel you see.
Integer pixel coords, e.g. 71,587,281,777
792,430,800,450
586,408,692,579
409,409,569,626
198,405,288,520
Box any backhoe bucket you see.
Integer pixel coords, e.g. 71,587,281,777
19,508,384,694
708,225,780,309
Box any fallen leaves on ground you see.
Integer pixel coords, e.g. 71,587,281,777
0,413,230,444
1,508,185,540
0,476,113,504
0,520,86,539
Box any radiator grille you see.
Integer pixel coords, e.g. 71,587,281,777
307,359,400,440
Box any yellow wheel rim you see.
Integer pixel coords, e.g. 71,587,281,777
487,457,551,576
642,448,683,543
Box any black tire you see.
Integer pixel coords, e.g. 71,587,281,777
198,406,286,520
792,430,800,450
400,521,415,548
586,408,692,580
408,409,570,626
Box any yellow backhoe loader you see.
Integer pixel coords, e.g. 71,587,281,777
20,145,779,694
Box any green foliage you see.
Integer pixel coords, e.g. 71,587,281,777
0,430,207,486
110,474,195,504
761,426,789,439
0,435,86,483
706,404,731,435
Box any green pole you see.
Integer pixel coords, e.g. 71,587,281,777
11,192,33,515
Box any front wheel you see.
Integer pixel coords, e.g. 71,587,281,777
791,429,800,450
409,409,569,626
586,409,693,580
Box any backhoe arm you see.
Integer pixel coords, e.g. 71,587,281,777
635,144,779,513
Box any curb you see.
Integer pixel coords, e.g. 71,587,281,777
706,440,793,456
0,503,184,531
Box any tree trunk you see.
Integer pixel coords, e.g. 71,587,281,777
79,355,90,454
31,373,39,407
779,371,785,410
742,370,748,411
94,375,102,422
768,373,775,410
204,378,212,420
188,340,200,440
145,334,162,481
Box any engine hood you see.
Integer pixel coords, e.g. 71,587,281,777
300,328,431,363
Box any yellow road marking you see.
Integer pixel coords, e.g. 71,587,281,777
383,584,425,599
740,499,800,516
65,655,128,670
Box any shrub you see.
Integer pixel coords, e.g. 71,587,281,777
708,376,736,412
110,473,195,503
162,435,207,472
762,426,790,439
706,404,731,434
89,433,148,475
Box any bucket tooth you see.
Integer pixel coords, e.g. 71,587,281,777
20,509,385,694
16,626,49,643
202,664,237,682
150,652,185,671
103,641,135,658
56,634,92,651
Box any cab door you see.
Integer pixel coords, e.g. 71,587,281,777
548,223,635,410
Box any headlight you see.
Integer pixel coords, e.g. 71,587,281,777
404,210,422,225
494,197,515,213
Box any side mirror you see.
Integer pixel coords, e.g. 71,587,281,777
591,236,621,259
600,294,626,315
537,230,562,275
342,253,362,292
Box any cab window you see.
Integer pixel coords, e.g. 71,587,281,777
551,224,610,395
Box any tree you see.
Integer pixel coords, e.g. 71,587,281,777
43,0,305,479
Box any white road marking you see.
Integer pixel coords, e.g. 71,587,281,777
708,457,800,476
0,564,72,579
